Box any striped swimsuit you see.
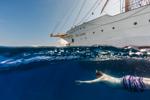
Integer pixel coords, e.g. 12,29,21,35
122,75,145,92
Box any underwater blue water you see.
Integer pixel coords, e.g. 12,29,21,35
0,46,150,100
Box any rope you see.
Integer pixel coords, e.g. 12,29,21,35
78,0,104,25
77,0,102,25
58,0,79,31
72,0,87,26
74,6,149,33
77,0,121,25
51,0,78,33
100,0,110,14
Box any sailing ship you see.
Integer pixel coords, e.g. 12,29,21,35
50,0,150,47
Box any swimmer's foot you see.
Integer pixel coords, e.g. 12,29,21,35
96,70,103,78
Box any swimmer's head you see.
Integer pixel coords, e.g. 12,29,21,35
96,70,103,78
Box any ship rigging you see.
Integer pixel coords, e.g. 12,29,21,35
50,0,150,47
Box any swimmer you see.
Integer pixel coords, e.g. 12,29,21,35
76,70,150,92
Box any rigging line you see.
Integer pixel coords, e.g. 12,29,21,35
120,0,122,13
82,6,149,30
73,0,149,32
78,0,101,24
79,0,122,24
83,0,104,24
77,0,102,25
59,0,79,32
100,0,110,14
51,20,61,34
72,0,88,26
51,0,77,34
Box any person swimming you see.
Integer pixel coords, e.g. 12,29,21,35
76,70,150,92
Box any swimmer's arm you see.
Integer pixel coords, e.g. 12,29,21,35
76,78,101,84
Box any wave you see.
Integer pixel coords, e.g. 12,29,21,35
0,46,150,67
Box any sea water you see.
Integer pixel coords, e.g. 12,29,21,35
0,46,150,100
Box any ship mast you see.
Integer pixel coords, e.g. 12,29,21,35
125,0,130,12
100,0,132,14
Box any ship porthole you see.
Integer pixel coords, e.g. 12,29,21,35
101,29,104,32
149,19,150,22
112,27,115,30
133,22,137,25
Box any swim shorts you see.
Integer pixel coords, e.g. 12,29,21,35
122,75,145,92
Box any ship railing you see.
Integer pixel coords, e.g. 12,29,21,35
121,0,150,13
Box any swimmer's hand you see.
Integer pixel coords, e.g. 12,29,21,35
76,80,85,84
75,80,93,84
75,80,83,85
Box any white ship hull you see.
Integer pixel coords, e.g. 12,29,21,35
58,5,150,47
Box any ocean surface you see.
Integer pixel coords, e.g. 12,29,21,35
0,46,150,100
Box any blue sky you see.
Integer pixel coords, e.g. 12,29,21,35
0,0,120,46
0,0,74,46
